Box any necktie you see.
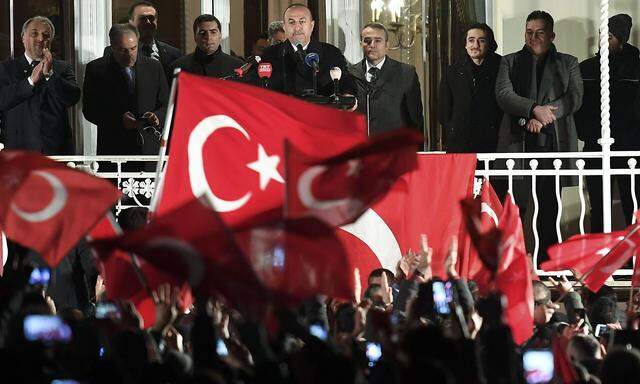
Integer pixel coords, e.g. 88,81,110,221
124,67,135,94
368,66,380,84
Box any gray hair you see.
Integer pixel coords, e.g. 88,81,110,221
267,21,284,39
109,23,140,45
21,16,55,40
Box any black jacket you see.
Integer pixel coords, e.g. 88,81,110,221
82,54,169,155
104,39,182,83
349,56,424,137
256,40,356,97
169,47,244,79
576,43,640,150
0,56,81,154
439,52,503,152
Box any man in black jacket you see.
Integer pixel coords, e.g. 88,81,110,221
169,14,244,79
104,1,182,82
0,16,80,154
439,23,502,153
349,23,424,138
575,13,640,232
83,23,168,159
257,3,356,97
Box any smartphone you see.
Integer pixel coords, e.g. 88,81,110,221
432,281,450,315
309,324,328,341
365,342,382,368
95,302,121,320
216,339,228,357
28,267,51,287
24,315,72,343
522,349,554,384
595,324,609,338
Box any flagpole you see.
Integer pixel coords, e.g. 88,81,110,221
554,224,640,304
149,68,181,214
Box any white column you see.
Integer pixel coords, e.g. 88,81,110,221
212,0,231,54
325,0,362,64
73,0,112,155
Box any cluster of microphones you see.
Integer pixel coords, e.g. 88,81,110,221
227,42,344,100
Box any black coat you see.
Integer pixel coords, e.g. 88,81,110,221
104,39,182,83
349,56,424,136
169,47,244,79
439,52,502,153
82,54,169,155
575,43,640,151
0,56,81,154
257,40,356,97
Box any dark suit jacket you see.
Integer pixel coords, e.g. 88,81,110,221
0,56,80,154
257,40,356,96
169,47,244,79
349,57,424,137
104,39,182,82
83,54,168,155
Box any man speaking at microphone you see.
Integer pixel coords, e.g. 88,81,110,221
254,3,355,97
169,14,245,79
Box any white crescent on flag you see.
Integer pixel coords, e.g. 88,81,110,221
298,165,362,211
10,171,68,222
340,208,402,271
188,115,253,213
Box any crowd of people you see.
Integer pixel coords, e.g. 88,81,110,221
2,1,640,382
1,206,640,383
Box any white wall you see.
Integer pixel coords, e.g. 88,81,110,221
490,0,640,61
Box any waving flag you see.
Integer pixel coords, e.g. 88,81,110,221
0,151,120,267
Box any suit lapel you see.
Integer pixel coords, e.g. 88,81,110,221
134,58,150,113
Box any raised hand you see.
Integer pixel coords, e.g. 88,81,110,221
151,283,179,335
415,234,433,281
42,48,53,77
445,236,459,279
380,270,393,307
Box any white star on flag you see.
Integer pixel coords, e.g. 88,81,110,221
247,144,284,190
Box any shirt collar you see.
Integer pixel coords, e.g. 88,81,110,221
290,41,310,52
365,56,386,72
24,53,37,65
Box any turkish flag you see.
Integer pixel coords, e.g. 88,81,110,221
88,213,192,328
0,151,121,267
494,195,534,345
458,179,503,293
285,129,421,226
339,154,477,282
93,196,267,315
155,72,366,227
236,216,354,302
540,228,637,292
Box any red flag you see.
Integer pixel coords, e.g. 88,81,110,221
541,227,638,292
93,196,268,314
237,217,354,302
338,154,477,283
494,195,534,345
458,180,503,293
552,336,580,383
633,256,640,287
155,72,366,227
285,130,421,226
0,151,121,267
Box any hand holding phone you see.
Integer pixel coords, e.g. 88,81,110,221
24,315,72,343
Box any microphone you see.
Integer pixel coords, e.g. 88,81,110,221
304,52,320,72
258,62,272,88
329,67,341,100
233,56,261,77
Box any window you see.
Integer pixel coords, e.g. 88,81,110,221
112,0,184,52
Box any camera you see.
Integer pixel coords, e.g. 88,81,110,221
95,302,121,320
432,281,450,315
28,267,51,287
522,349,554,384
365,342,382,367
23,315,72,343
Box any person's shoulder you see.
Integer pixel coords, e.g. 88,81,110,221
556,51,579,64
386,56,416,74
261,42,285,60
318,41,344,57
85,55,109,70
171,52,195,67
157,40,181,56
138,54,163,70
221,51,245,66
